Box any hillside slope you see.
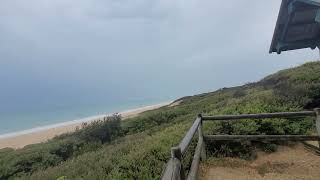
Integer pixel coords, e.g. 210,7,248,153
1,62,320,180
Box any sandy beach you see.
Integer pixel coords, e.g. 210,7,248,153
0,101,171,149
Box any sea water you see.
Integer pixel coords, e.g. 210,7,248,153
0,96,173,136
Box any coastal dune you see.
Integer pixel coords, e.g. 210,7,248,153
0,102,171,149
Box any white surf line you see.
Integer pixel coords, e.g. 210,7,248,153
0,101,172,140
0,114,109,140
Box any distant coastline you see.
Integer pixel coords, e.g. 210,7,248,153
0,101,172,149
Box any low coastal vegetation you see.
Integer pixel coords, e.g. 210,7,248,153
1,62,320,179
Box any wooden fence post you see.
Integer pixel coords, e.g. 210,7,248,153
171,147,185,180
315,108,320,148
197,114,206,161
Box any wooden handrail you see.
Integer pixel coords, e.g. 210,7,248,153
202,111,315,121
187,124,204,180
204,135,320,141
179,116,202,155
161,158,182,180
162,116,202,180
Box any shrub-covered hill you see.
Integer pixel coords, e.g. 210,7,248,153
1,62,320,180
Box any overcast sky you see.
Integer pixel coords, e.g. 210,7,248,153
0,0,318,112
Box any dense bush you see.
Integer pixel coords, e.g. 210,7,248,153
206,141,256,160
121,108,188,134
0,115,122,179
75,115,122,143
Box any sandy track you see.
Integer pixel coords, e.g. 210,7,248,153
201,143,320,180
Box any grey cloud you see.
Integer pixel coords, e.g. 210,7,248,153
0,0,318,112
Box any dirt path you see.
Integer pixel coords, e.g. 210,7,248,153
201,143,320,180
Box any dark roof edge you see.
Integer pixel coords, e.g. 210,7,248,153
269,0,287,53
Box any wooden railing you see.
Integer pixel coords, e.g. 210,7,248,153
161,115,204,180
161,109,320,180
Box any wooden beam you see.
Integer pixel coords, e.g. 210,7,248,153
161,116,202,180
202,111,316,121
161,158,182,180
315,109,320,136
204,135,320,141
302,142,320,156
179,116,201,155
315,108,320,149
187,130,204,180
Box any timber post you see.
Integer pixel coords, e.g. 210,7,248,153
171,147,185,180
315,108,320,148
197,114,206,161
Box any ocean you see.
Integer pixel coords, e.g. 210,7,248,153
0,96,173,136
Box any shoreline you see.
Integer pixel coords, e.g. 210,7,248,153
0,101,172,149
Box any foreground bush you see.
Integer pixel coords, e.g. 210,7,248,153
0,115,121,179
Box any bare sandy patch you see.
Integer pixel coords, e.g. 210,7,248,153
201,143,320,180
169,100,182,107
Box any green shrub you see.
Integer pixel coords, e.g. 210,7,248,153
76,115,122,143
0,115,122,179
262,143,278,153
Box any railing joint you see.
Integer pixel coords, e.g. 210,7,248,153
171,147,182,160
197,113,202,118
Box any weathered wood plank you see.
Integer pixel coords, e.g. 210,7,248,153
171,147,185,180
315,109,320,137
202,111,316,121
161,158,182,180
179,116,201,155
161,116,202,180
187,128,203,180
315,108,320,148
198,122,206,161
204,135,320,141
302,142,320,156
